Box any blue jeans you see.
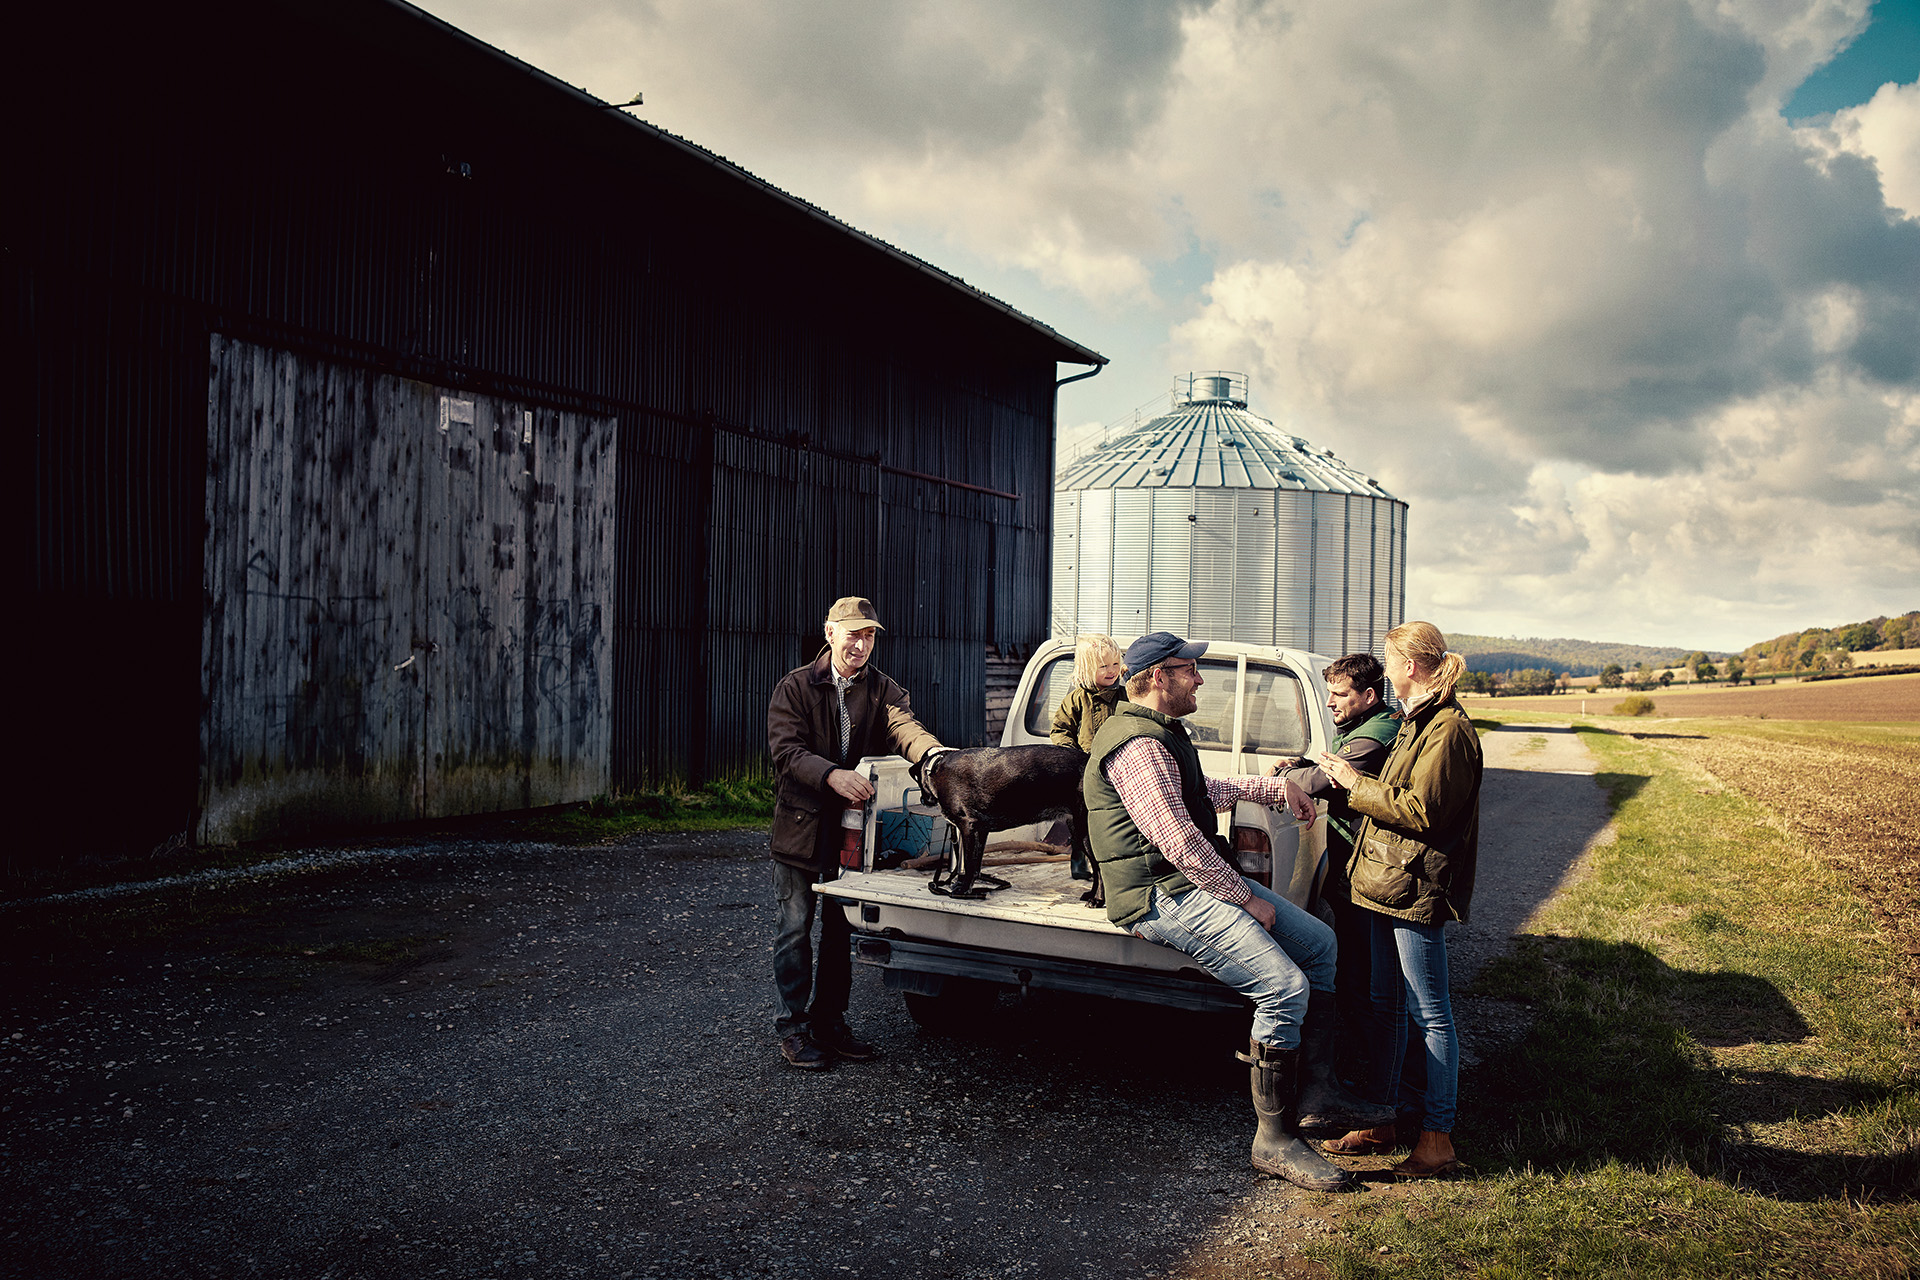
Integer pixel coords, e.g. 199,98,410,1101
1132,881,1336,1050
772,861,853,1038
1363,912,1458,1132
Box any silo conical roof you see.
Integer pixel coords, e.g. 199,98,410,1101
1059,379,1397,501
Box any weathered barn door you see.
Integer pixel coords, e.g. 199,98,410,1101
202,337,615,843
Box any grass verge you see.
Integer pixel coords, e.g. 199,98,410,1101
2,776,777,903
516,777,774,842
1308,713,1920,1279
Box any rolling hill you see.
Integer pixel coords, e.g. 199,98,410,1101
1444,633,1699,677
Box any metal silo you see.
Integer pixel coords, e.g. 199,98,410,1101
1055,372,1406,658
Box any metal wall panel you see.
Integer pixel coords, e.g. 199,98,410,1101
1075,487,1113,636
1052,490,1079,638
1149,490,1193,633
1190,491,1239,638
1310,494,1349,654
1233,491,1276,645
1108,491,1152,640
1274,491,1313,650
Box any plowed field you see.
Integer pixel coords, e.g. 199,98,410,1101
1474,671,1920,721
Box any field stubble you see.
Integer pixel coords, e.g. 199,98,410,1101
1647,724,1920,1046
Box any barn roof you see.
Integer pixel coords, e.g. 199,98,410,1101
387,0,1105,369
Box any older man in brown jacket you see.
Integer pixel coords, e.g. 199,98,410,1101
767,596,944,1069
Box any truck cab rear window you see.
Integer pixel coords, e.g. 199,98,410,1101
1023,654,1308,757
1023,656,1079,739
1185,659,1310,755
1237,662,1310,756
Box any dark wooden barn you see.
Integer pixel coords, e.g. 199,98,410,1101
11,0,1102,853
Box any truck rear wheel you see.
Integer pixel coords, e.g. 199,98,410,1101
901,977,1000,1033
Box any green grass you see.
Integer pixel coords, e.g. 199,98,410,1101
1325,1166,1920,1279
2,775,778,903
519,776,774,842
1308,713,1920,1279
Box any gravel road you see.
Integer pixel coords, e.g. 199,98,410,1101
2,728,1609,1279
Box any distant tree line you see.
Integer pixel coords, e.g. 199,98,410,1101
1597,651,1748,689
1739,611,1917,673
1458,667,1569,696
1441,613,1915,691
1448,634,1693,677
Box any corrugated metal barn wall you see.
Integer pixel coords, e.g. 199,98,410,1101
668,338,1057,786
13,0,1071,854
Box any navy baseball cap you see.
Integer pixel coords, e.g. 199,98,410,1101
1124,631,1208,673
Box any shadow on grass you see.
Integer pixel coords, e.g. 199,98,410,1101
1471,935,1916,1201
1591,770,1651,809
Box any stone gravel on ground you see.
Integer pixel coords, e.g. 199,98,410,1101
2,731,1607,1279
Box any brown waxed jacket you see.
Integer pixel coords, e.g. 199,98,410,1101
767,648,943,872
1344,694,1482,924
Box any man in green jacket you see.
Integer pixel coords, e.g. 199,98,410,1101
1272,653,1399,1041
767,596,944,1070
1084,632,1392,1190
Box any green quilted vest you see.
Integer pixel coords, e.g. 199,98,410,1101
1327,706,1400,848
1083,703,1218,928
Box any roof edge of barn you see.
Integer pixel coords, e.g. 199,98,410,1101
389,0,1105,370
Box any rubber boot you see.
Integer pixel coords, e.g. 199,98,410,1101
1238,1040,1351,1191
1296,990,1397,1135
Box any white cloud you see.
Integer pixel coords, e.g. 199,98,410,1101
1816,78,1920,218
417,0,1920,650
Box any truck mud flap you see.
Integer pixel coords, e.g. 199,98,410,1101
851,935,1247,1014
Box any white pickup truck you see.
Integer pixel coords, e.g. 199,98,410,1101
815,637,1341,1028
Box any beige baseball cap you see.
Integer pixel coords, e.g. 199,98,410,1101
825,596,884,630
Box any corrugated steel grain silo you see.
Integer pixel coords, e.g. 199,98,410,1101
1054,372,1406,657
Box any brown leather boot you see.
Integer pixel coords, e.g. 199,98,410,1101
1391,1130,1465,1179
1322,1124,1396,1155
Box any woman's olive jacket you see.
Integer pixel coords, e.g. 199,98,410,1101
766,648,942,873
1344,694,1482,925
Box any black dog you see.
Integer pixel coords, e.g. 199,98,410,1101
916,745,1102,906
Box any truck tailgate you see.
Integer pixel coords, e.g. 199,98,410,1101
814,862,1204,974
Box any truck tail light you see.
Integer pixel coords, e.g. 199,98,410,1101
1231,825,1273,885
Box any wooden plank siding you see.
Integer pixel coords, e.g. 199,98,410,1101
202,338,613,842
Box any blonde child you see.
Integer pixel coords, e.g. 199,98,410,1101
1051,634,1126,881
1051,634,1128,752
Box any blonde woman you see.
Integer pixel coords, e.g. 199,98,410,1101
1050,634,1128,752
1317,621,1482,1179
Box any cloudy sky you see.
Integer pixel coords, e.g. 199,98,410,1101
419,0,1918,651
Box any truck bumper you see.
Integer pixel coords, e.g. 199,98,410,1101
849,933,1248,1015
